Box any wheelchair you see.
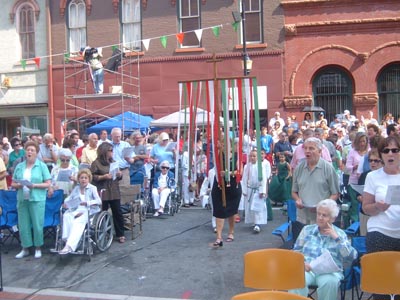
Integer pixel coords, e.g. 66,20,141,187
146,175,181,217
50,206,113,261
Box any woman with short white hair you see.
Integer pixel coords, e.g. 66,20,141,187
150,132,176,172
289,199,357,300
48,148,78,198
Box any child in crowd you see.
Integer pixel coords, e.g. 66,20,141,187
268,153,292,206
241,149,268,233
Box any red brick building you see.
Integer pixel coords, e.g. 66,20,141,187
47,0,400,140
49,0,285,139
281,0,400,124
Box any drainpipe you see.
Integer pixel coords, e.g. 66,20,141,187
46,0,55,135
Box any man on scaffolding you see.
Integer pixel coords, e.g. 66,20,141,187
80,46,104,94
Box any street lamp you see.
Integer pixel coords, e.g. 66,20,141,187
232,0,252,76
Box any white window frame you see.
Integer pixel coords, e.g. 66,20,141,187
16,2,36,59
121,0,141,51
178,0,201,48
68,0,87,54
240,0,262,44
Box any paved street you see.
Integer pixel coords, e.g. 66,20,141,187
1,205,369,300
0,206,287,300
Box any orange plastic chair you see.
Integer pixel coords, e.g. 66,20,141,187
232,290,311,300
243,248,305,290
360,251,400,300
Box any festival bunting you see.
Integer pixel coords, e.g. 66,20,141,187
176,32,185,45
20,59,27,70
33,57,40,68
194,29,203,42
160,36,168,48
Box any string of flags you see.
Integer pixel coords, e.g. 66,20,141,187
20,20,241,70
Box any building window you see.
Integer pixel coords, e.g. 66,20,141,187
17,3,36,59
312,67,353,123
241,0,262,44
121,0,141,51
68,0,87,53
178,0,200,48
378,63,400,122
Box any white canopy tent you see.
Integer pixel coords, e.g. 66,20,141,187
149,107,231,128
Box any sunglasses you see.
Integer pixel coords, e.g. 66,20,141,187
14,143,21,147
381,148,400,154
107,149,113,152
368,159,382,164
161,166,170,170
60,159,71,162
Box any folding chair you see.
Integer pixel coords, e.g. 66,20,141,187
243,248,305,290
0,190,19,244
360,251,400,300
272,199,304,249
120,184,143,240
349,236,366,300
44,189,64,240
231,290,311,300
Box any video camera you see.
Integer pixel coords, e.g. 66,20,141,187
80,47,99,63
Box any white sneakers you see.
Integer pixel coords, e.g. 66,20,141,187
15,249,29,259
59,245,72,255
15,248,42,259
253,225,261,233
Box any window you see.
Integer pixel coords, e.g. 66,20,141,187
121,0,141,51
378,63,400,121
68,0,86,53
241,0,262,44
312,67,353,123
17,3,36,59
178,0,200,48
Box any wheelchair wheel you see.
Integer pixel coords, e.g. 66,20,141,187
93,211,113,252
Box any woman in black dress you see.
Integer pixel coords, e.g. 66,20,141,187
211,148,242,247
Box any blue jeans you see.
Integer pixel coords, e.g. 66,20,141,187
92,68,104,94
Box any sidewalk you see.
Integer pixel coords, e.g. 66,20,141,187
1,287,184,300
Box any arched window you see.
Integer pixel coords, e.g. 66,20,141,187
68,0,87,53
17,3,36,59
377,63,400,122
312,67,353,123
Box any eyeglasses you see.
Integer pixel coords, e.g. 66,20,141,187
368,159,382,164
381,148,400,154
161,166,170,170
60,159,71,162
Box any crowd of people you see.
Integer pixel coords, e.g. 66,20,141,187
1,108,399,299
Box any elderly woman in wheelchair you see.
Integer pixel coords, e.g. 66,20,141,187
59,169,101,254
152,160,175,217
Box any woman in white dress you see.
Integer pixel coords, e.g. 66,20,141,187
59,169,101,254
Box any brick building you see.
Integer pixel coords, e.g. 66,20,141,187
281,0,400,125
49,0,284,139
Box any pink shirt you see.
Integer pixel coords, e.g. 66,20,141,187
290,143,332,170
345,149,364,184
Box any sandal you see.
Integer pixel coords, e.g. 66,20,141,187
212,239,223,247
226,234,234,242
119,236,126,243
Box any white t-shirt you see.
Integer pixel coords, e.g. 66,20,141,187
364,168,400,238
